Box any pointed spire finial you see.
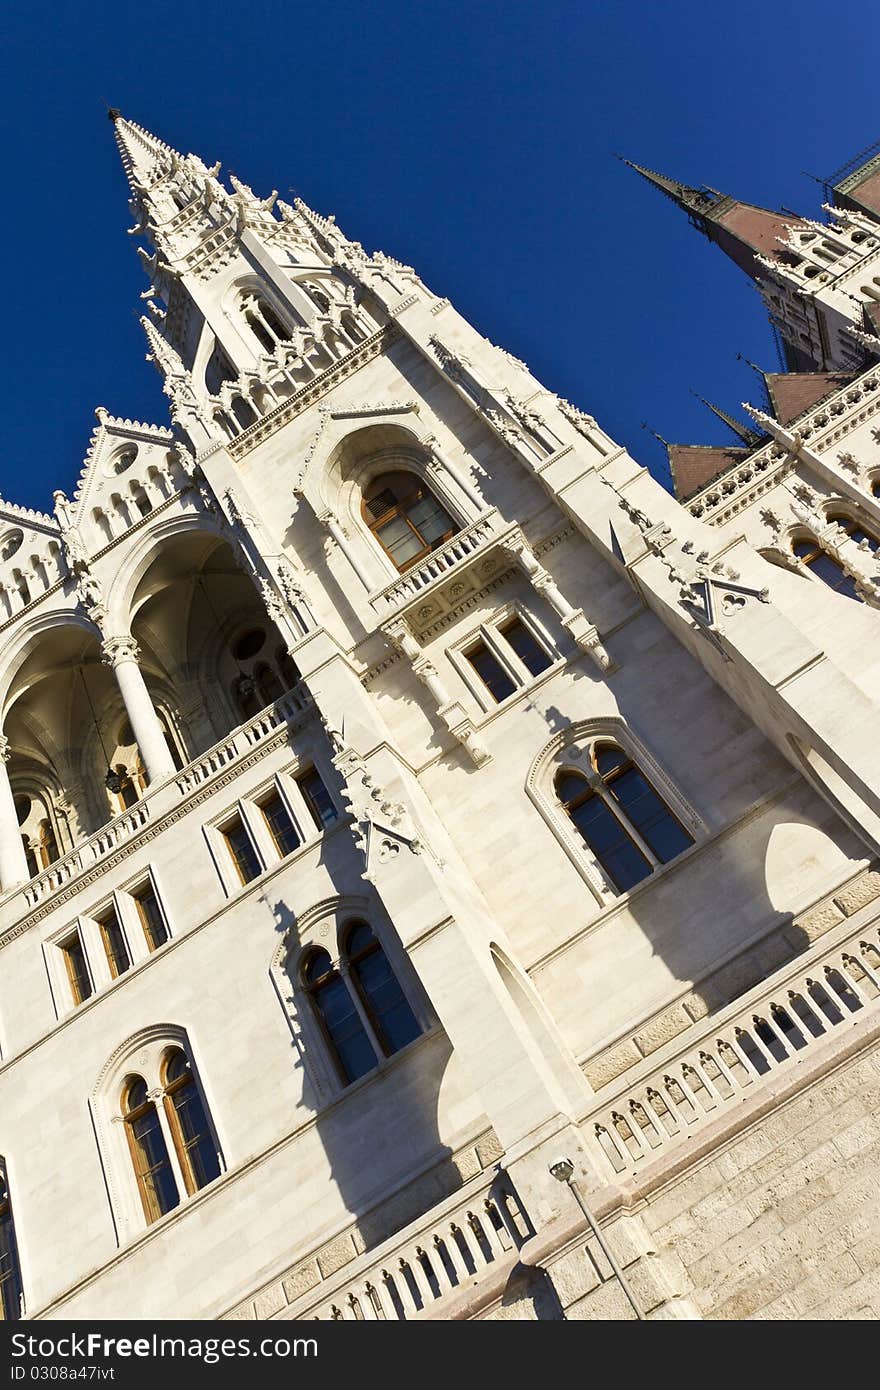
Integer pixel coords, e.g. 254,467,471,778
689,391,761,446
641,420,670,448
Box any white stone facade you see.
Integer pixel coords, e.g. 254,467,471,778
0,119,879,1322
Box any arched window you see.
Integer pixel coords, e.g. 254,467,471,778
255,662,283,707
22,836,38,880
37,819,59,869
344,923,421,1056
301,281,331,314
232,675,261,721
792,539,860,601
828,512,880,552
277,647,300,691
204,343,237,396
122,1077,179,1225
556,744,693,893
0,1160,24,1321
161,1049,221,1196
362,471,457,573
302,948,376,1085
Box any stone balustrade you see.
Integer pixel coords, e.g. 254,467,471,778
10,686,314,919
282,1172,529,1321
368,510,510,621
587,913,880,1178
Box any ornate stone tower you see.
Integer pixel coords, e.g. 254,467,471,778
0,119,879,1323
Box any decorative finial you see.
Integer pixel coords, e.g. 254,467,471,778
107,107,121,123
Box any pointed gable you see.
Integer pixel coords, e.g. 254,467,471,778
69,409,176,552
667,444,750,503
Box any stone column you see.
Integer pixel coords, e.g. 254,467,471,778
503,532,617,673
315,507,375,592
384,618,491,766
424,437,484,512
0,737,30,890
102,636,177,783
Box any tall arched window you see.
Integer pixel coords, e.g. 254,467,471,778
828,512,880,552
362,471,457,573
556,744,693,893
302,949,376,1085
0,1160,24,1321
162,1049,221,1196
345,923,421,1056
792,539,860,600
37,819,58,869
122,1077,179,1225
255,662,283,707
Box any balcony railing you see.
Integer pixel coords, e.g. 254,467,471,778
281,1171,529,1321
586,913,880,1179
10,686,314,919
367,510,512,622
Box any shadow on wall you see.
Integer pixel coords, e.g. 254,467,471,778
266,872,466,1256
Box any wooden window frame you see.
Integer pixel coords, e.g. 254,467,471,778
301,949,379,1087
61,931,93,1006
362,472,458,575
220,814,263,887
97,905,131,981
122,1079,178,1226
556,742,693,893
161,1051,218,1199
132,878,170,954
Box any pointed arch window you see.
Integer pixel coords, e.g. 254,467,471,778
302,948,376,1085
556,744,693,893
162,1049,221,1196
122,1077,179,1225
362,471,457,573
827,512,880,552
0,1161,23,1321
792,539,860,601
345,923,421,1056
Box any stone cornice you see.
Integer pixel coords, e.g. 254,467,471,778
0,709,318,945
226,325,401,460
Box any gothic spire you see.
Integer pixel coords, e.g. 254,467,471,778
689,391,761,446
109,110,187,193
621,156,809,282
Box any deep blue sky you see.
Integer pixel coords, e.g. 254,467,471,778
1,0,876,513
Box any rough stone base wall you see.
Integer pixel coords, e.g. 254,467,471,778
641,1040,880,1319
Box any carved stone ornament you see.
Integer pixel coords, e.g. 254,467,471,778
101,635,141,668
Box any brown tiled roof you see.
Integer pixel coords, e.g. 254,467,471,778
764,372,855,426
668,444,750,502
710,203,803,277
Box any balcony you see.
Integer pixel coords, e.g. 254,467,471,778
585,906,880,1179
277,1170,529,1321
4,687,314,927
367,509,516,631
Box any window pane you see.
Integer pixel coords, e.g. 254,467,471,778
223,819,261,884
0,1169,23,1322
298,770,337,829
128,1106,179,1223
556,772,588,804
63,936,92,1004
261,793,301,858
806,550,861,600
377,514,423,566
167,1074,221,1192
568,795,652,892
465,642,517,702
608,769,693,864
406,493,454,545
135,884,168,951
352,946,421,1055
315,976,376,1083
100,909,130,979
499,617,552,677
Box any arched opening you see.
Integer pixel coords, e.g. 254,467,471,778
792,537,860,600
361,470,457,573
127,532,299,751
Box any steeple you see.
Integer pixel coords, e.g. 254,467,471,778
689,391,761,446
621,157,808,282
109,110,188,193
